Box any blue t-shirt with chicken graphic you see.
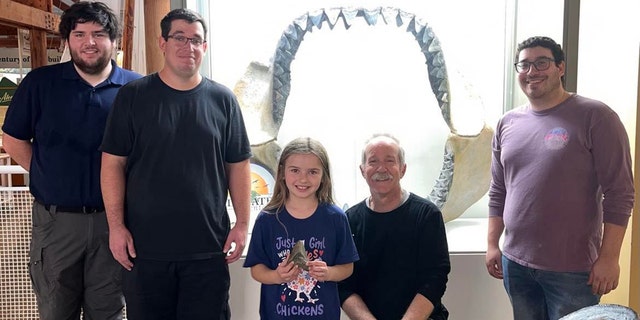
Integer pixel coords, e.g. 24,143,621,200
244,203,359,319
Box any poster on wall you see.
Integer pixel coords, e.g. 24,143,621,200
227,163,275,231
0,77,17,106
0,48,64,68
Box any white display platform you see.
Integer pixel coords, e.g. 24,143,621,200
230,218,514,320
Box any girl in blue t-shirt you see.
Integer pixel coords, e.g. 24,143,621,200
244,137,359,319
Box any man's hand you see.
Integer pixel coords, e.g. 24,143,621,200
588,256,620,295
109,225,136,271
485,246,503,279
224,222,247,263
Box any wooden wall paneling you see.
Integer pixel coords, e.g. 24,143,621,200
143,0,169,74
26,0,51,69
121,0,134,70
28,27,47,68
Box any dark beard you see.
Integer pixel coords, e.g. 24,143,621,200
70,50,111,75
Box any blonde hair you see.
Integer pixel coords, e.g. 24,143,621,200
263,137,335,213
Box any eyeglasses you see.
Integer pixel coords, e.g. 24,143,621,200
167,35,206,47
514,57,556,73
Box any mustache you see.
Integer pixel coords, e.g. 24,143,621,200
371,173,393,181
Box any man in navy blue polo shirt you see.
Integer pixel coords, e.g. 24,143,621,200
1,2,141,319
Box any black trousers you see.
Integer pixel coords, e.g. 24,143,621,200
122,257,231,320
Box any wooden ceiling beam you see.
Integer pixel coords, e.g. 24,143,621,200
13,0,53,12
0,0,60,33
0,36,61,48
0,0,56,68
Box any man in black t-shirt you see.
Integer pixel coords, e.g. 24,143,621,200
100,8,251,320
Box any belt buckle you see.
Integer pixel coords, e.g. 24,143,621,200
82,206,97,214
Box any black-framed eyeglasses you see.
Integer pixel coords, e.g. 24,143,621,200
167,35,206,47
514,57,556,73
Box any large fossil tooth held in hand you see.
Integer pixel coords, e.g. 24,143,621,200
287,240,309,271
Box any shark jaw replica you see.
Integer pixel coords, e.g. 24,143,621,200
234,7,493,222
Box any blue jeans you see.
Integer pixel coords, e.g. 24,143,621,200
502,255,599,320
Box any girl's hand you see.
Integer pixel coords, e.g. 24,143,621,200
307,260,329,281
276,255,300,283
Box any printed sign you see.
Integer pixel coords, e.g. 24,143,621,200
0,48,63,68
0,77,17,106
227,163,275,228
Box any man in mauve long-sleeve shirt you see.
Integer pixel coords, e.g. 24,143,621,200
485,36,634,320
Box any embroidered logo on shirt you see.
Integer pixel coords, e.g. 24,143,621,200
544,127,569,150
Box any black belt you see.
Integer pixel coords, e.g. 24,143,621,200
37,200,104,213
